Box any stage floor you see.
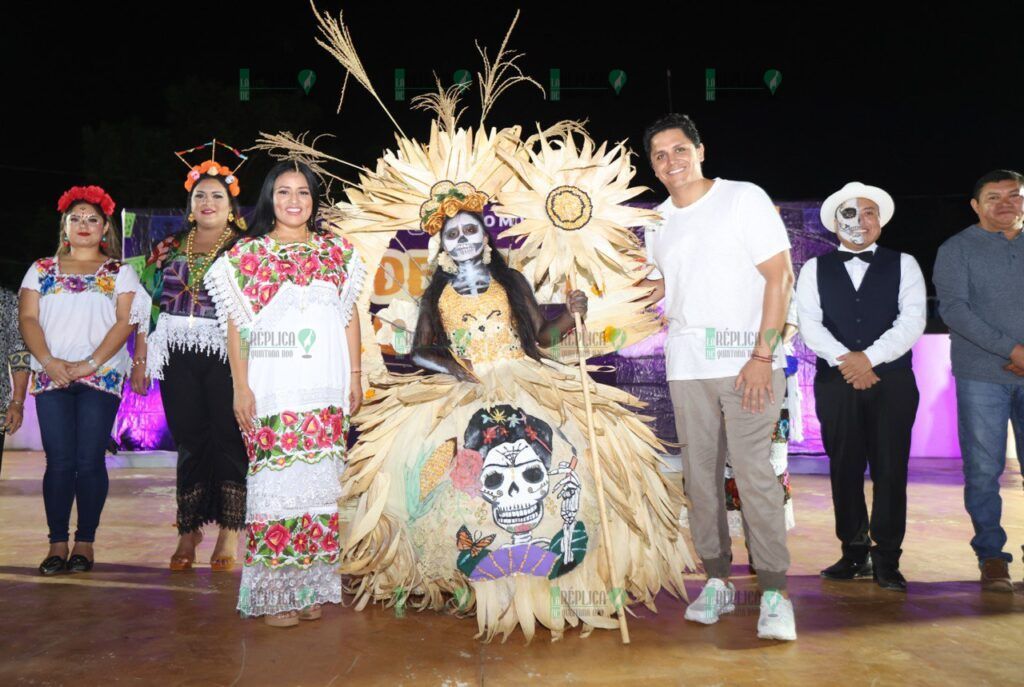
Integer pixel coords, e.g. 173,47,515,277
2,451,1023,686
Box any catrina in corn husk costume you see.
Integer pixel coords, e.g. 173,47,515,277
253,6,696,641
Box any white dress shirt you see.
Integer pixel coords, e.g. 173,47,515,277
795,244,927,367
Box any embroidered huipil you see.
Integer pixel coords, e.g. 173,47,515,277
130,234,226,379
205,233,365,616
20,257,140,397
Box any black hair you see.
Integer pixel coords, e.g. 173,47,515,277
245,160,326,239
182,173,245,234
414,213,543,362
463,404,553,468
642,113,702,158
972,169,1024,201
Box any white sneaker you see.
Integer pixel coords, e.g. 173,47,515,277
757,591,797,641
684,578,736,625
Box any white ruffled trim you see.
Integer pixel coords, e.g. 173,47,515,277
204,256,254,335
246,456,344,520
238,560,341,617
129,287,152,331
339,248,366,330
145,314,227,380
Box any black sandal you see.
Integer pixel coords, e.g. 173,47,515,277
39,555,67,576
67,554,94,573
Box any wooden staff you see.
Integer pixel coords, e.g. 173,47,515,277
570,299,631,644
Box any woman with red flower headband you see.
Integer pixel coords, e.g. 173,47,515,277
129,157,249,574
18,185,140,575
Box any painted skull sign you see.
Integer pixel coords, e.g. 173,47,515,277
454,405,587,581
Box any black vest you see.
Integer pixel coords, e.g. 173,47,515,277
815,245,912,376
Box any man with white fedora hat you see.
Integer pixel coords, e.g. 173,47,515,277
795,181,926,591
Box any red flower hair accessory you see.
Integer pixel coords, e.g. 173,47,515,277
56,185,116,217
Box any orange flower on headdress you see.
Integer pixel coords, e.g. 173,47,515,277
419,181,488,236
184,159,241,197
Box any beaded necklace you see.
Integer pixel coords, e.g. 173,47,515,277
185,225,233,326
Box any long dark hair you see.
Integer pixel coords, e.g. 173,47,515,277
416,218,542,362
245,160,325,239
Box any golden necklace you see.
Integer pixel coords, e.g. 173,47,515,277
185,225,234,325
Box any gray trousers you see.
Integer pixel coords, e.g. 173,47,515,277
669,370,790,591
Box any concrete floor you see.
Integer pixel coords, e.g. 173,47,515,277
2,451,1023,687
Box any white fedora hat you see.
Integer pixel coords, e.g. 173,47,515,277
820,181,895,232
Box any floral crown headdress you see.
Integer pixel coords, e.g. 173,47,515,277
419,181,489,236
175,138,248,197
57,185,116,217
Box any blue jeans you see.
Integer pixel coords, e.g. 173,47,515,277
36,384,121,543
955,377,1024,563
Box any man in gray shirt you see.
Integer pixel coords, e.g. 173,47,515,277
933,169,1024,591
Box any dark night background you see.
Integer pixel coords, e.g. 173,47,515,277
3,2,1022,296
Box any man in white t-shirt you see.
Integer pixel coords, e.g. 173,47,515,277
640,113,797,641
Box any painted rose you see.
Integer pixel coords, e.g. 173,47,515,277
301,514,313,530
276,260,297,276
257,282,279,306
292,533,310,554
328,513,339,531
308,523,324,540
257,265,273,282
281,411,300,427
328,245,345,266
451,448,483,498
300,414,322,437
255,426,278,452
321,534,339,553
264,523,292,554
280,431,299,452
303,436,317,452
300,255,321,276
239,252,260,276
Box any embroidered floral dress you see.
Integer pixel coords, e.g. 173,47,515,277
21,257,139,397
130,234,225,378
205,233,365,617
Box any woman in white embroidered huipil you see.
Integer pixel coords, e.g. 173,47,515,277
206,161,365,627
18,185,138,575
129,162,249,573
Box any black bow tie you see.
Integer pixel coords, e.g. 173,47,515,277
838,251,874,263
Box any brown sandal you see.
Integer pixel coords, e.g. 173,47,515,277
264,611,300,628
210,556,236,572
168,530,203,571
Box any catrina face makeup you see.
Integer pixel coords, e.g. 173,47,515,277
835,197,882,249
442,212,486,262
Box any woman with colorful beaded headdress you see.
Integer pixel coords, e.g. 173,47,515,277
205,160,366,627
18,185,139,575
129,147,249,572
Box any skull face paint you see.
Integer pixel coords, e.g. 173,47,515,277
442,212,486,262
478,439,550,534
835,198,865,245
